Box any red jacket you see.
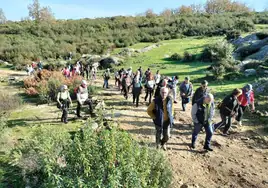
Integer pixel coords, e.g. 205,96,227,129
237,90,254,107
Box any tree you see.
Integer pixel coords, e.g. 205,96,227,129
177,5,193,14
204,0,251,14
160,8,173,21
0,8,7,24
145,9,156,18
28,0,54,21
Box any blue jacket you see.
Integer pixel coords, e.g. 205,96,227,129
153,96,174,128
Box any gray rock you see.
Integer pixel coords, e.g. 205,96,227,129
99,57,120,69
246,45,268,61
244,69,257,77
232,34,259,47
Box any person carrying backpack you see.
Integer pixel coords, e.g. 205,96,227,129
76,80,93,118
180,77,193,111
132,71,142,107
147,87,174,151
192,80,209,105
168,76,179,104
37,60,43,71
235,84,255,126
103,68,111,89
191,94,215,151
214,88,242,136
57,85,73,124
145,72,155,104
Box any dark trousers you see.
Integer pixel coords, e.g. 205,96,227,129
181,97,189,111
145,88,153,104
192,122,213,148
236,105,247,122
85,70,90,80
133,88,141,107
123,85,129,99
76,99,93,117
60,100,69,123
155,121,171,145
214,114,232,133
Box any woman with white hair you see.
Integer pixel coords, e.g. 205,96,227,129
57,85,72,124
191,93,215,151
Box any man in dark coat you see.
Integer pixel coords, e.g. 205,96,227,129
192,80,209,105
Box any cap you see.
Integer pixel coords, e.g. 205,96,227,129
61,85,68,91
246,84,253,91
202,80,208,85
185,76,190,80
81,80,87,85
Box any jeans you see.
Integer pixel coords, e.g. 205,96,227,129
214,114,232,133
77,99,93,117
236,105,247,122
103,79,109,88
155,121,171,146
169,88,177,102
191,122,213,148
145,88,153,104
60,100,69,123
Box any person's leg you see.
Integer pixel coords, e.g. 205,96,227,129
161,121,171,148
85,99,93,114
214,114,227,130
76,101,82,117
191,123,202,148
145,89,148,101
223,116,232,134
63,107,68,123
181,97,186,111
236,105,245,122
173,88,177,102
149,89,152,104
155,125,162,148
136,93,140,107
204,124,213,150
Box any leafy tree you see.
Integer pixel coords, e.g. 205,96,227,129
28,0,54,21
0,8,7,24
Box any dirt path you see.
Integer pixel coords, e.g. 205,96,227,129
1,69,268,188
98,84,268,188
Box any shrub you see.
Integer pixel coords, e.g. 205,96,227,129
8,126,172,187
25,87,39,96
226,30,241,40
0,91,22,114
170,53,182,61
200,40,234,62
183,51,195,62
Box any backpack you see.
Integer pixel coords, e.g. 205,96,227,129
147,80,154,89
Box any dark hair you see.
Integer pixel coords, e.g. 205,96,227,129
201,80,208,85
175,76,179,79
232,88,242,96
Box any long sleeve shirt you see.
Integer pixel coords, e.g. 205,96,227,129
147,98,174,122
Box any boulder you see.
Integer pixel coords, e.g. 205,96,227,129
244,69,257,77
0,60,12,66
99,57,120,69
232,34,259,47
246,45,268,61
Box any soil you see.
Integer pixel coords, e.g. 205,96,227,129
1,69,268,188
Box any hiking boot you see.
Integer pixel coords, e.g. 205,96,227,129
203,146,213,152
238,121,242,126
156,144,161,149
162,144,167,151
174,101,178,104
77,115,82,118
190,144,195,149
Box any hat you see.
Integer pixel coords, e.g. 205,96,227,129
61,85,68,91
81,80,87,85
246,84,253,91
185,76,190,81
201,80,208,85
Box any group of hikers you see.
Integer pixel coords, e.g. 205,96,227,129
26,60,43,76
56,65,255,152
61,61,97,80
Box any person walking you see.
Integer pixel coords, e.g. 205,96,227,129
138,66,143,81
57,85,72,124
168,76,179,103
192,80,209,105
214,88,242,136
132,72,142,107
180,77,193,111
154,77,168,98
147,87,174,150
103,68,111,89
76,80,93,118
145,73,155,104
191,94,215,151
154,70,161,86
235,84,255,126
122,72,131,99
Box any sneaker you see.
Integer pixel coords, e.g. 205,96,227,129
238,121,242,126
203,146,213,152
156,144,161,149
190,144,195,149
174,101,178,104
77,115,82,118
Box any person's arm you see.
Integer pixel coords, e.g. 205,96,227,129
192,89,197,105
57,92,61,105
250,91,255,111
189,83,193,97
67,92,72,106
76,87,82,105
147,101,156,119
191,103,199,124
208,103,215,125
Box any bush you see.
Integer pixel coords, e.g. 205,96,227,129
183,51,195,62
0,91,22,114
226,30,241,40
8,126,172,187
200,40,234,62
170,53,182,61
253,77,268,95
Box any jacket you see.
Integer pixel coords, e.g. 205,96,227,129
192,87,208,105
191,98,214,125
237,89,254,107
220,94,239,116
180,81,193,98
147,96,174,128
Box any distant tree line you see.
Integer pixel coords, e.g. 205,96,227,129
0,0,267,68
